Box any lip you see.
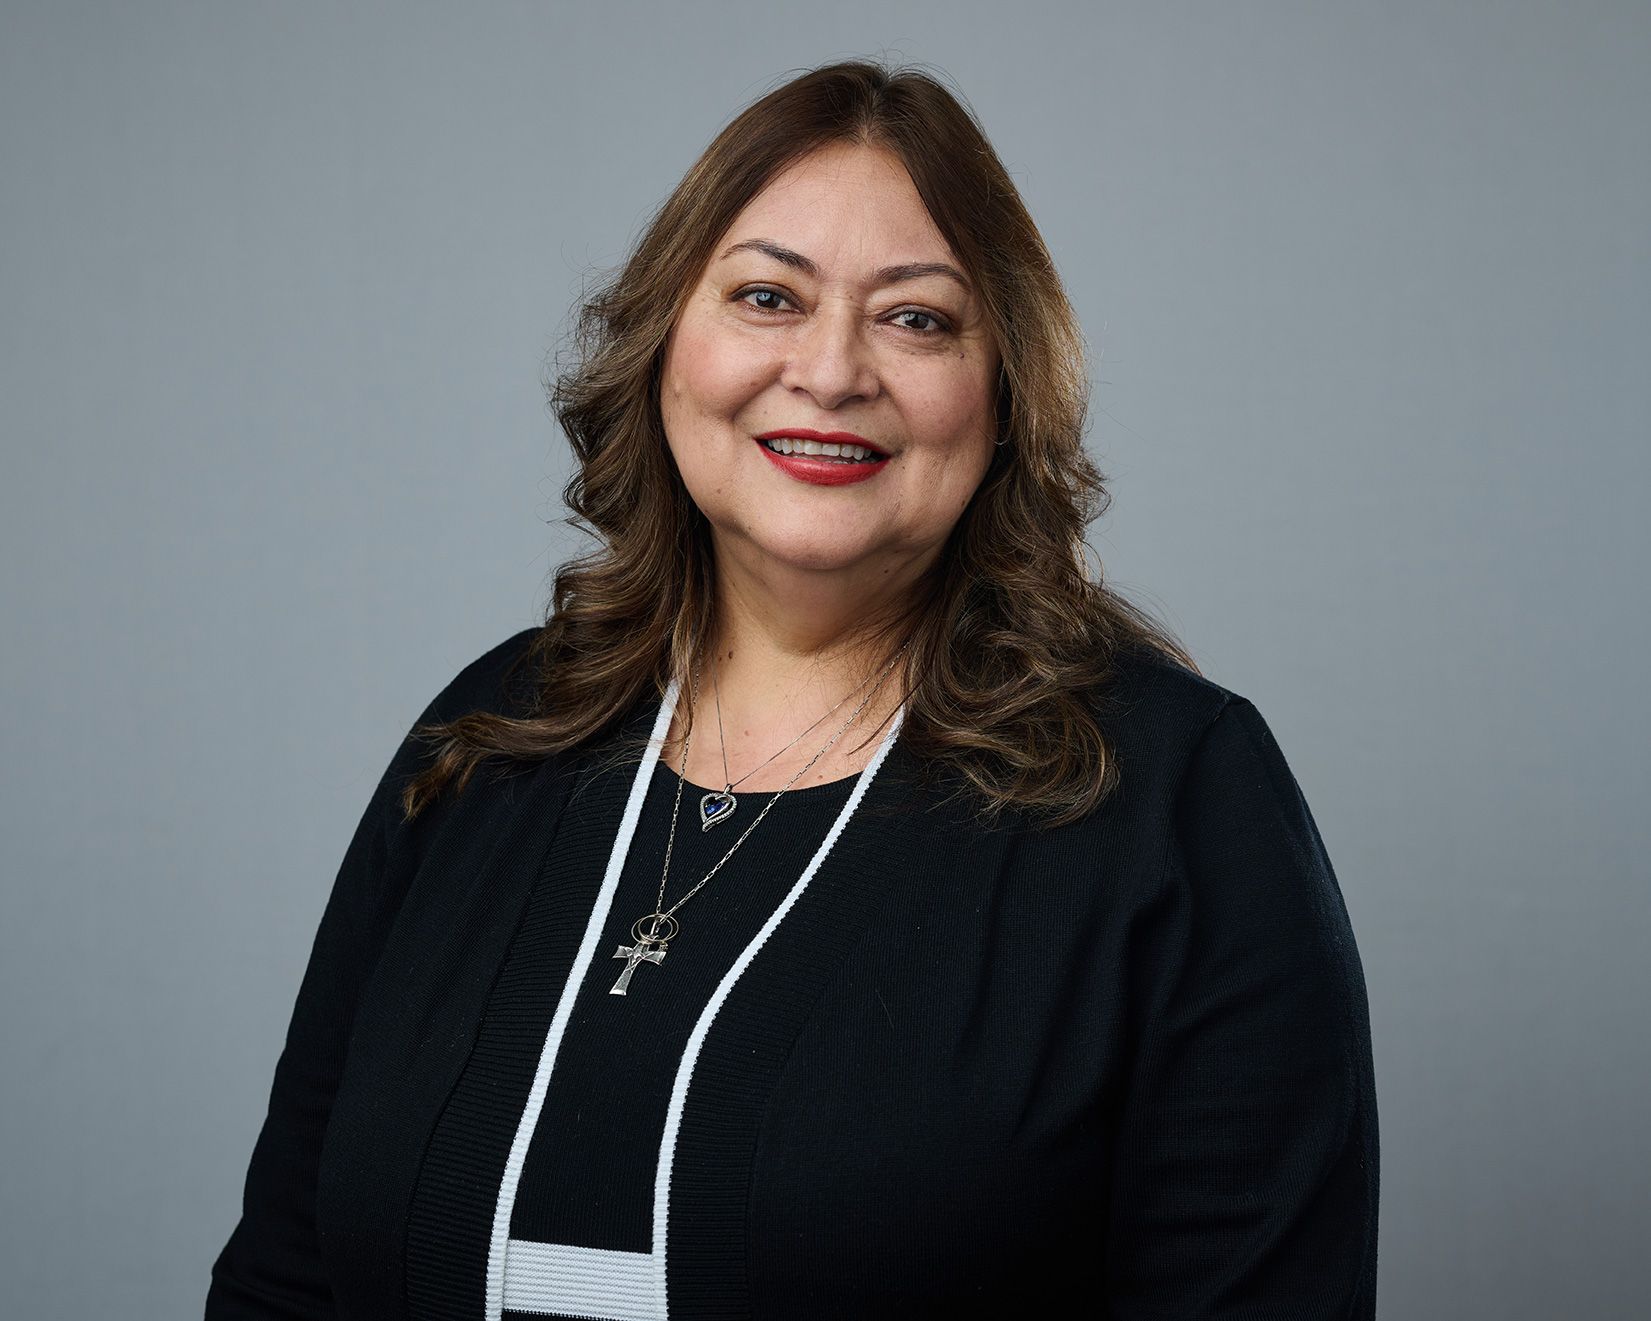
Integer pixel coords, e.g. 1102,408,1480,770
752,428,892,488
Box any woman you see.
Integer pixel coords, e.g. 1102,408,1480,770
207,60,1378,1319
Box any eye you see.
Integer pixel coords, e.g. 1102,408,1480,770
732,286,951,335
888,308,949,334
734,286,795,314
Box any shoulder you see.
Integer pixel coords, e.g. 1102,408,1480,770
369,624,548,842
1091,641,1248,789
383,625,546,798
1097,640,1235,730
1084,651,1355,1001
417,624,544,725
1085,642,1316,844
1100,646,1332,893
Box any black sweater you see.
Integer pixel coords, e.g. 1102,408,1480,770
206,628,1379,1319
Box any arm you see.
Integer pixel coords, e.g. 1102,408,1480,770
205,630,537,1317
1104,697,1380,1319
204,708,430,1318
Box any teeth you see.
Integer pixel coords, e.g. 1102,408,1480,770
762,437,879,461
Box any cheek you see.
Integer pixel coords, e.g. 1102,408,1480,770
661,319,768,510
898,358,996,462
664,318,773,421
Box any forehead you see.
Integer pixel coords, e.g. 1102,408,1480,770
716,142,960,271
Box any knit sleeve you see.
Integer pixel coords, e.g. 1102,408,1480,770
204,629,539,1318
1103,696,1380,1319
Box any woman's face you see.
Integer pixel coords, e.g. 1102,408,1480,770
660,141,1000,586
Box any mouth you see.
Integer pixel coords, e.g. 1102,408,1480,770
752,429,889,464
752,428,891,487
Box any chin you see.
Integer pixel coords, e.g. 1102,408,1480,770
731,519,880,573
757,542,874,575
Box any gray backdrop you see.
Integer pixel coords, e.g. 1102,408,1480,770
3,2,1646,1317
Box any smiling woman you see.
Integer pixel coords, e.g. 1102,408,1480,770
207,60,1379,1320
658,140,1001,688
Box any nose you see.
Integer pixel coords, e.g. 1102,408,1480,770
778,303,881,409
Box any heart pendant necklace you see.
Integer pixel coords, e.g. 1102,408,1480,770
611,645,907,996
695,648,888,832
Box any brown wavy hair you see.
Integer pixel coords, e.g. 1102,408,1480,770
402,58,1197,830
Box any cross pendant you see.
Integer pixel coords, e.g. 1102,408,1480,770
609,939,667,995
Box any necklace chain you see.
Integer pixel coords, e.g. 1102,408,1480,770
708,651,887,795
649,643,907,932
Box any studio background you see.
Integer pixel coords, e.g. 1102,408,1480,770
2,3,1646,1317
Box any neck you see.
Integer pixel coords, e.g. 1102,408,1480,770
665,538,927,786
709,531,927,689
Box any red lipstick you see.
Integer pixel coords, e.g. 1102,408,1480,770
753,429,891,487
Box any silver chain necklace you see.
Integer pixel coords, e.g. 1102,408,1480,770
608,645,906,997
697,651,887,831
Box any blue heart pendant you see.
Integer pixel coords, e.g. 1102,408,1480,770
699,789,737,831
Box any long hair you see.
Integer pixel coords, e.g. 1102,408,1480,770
403,59,1197,829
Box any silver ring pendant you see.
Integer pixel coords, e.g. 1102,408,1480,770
631,912,680,945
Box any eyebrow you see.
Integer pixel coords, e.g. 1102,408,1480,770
718,238,972,292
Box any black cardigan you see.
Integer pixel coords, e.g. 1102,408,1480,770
206,627,1379,1319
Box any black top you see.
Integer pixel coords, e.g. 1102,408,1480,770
502,761,861,1251
206,627,1380,1320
